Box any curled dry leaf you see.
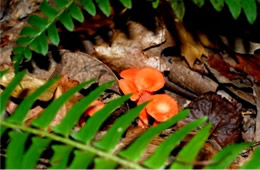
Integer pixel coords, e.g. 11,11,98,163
0,68,58,101
185,93,242,148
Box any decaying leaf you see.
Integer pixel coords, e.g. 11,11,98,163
94,21,173,73
175,22,208,67
206,53,256,105
6,100,43,124
0,67,58,101
185,93,242,148
234,54,260,84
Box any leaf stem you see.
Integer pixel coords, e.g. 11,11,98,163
0,120,144,169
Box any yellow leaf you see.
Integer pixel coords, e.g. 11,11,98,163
0,69,58,101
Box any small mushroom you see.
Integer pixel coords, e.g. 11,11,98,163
85,100,105,116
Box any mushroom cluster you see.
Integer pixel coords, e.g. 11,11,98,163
119,67,179,127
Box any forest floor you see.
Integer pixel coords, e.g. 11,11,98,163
1,0,260,168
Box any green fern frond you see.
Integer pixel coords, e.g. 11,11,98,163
1,71,257,169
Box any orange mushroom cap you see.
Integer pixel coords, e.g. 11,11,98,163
134,67,165,92
118,79,141,101
120,68,140,81
85,100,105,116
146,94,178,122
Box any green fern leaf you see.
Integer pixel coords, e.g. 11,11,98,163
143,117,208,169
0,70,26,115
0,127,7,137
93,102,148,152
205,143,252,169
96,0,111,17
225,0,241,20
152,0,160,8
210,0,224,12
22,137,51,169
120,0,132,8
32,79,95,129
55,0,69,9
28,15,48,31
69,3,84,22
7,76,60,123
24,47,32,60
170,124,212,169
40,0,58,20
31,33,49,55
170,0,185,21
59,12,74,31
48,23,60,46
119,109,190,162
241,148,260,169
71,94,131,144
69,151,95,169
50,145,73,169
20,27,39,37
94,158,117,169
241,0,257,24
16,37,32,45
52,81,114,136
6,132,29,169
192,0,205,8
81,0,96,16
37,33,48,55
13,46,25,54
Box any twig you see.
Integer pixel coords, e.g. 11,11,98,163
254,85,260,141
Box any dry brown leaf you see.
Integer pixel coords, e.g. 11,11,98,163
50,85,68,127
6,100,43,124
0,68,58,101
176,22,208,67
94,21,173,72
234,54,260,84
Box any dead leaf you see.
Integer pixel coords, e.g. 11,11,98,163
94,21,173,73
28,50,120,93
185,93,242,148
175,22,208,67
50,75,82,128
0,35,9,48
0,68,58,101
6,100,43,124
234,54,260,84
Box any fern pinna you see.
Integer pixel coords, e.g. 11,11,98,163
1,69,259,169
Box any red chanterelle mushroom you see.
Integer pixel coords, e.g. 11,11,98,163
119,67,178,127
